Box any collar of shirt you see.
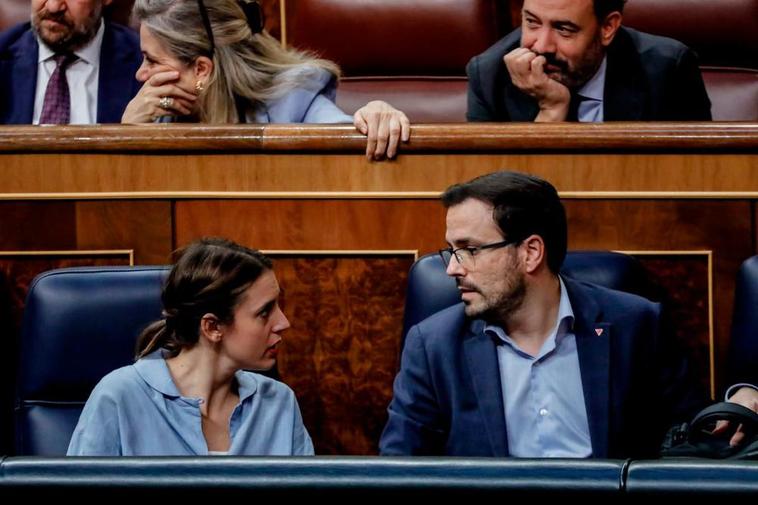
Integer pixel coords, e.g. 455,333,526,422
133,349,259,403
37,19,105,66
577,54,607,103
484,276,575,359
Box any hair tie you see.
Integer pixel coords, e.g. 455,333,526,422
238,0,264,34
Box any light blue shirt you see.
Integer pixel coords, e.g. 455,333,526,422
485,277,592,457
67,350,314,456
576,56,606,123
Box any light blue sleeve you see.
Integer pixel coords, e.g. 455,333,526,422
292,396,315,455
263,67,352,124
302,93,353,124
66,379,122,456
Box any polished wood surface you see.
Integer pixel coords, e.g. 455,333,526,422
1,124,756,198
1,123,755,152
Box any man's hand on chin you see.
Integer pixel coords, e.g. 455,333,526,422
503,47,571,121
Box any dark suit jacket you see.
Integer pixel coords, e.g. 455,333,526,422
466,27,712,122
0,21,142,124
379,277,706,458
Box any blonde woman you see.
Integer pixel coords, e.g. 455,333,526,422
122,0,410,159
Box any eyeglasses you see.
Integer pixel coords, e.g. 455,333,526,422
197,0,216,57
438,238,520,269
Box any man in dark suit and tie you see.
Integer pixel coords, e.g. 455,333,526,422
380,171,757,458
466,0,712,122
0,0,142,124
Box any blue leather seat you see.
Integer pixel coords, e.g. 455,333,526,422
402,250,652,339
15,266,169,456
727,255,758,387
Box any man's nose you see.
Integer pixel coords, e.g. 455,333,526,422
531,28,556,55
45,0,67,13
445,254,466,276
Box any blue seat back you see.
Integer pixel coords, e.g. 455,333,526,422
728,255,758,387
15,266,169,456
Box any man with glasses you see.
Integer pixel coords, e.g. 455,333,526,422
380,171,757,458
0,0,141,124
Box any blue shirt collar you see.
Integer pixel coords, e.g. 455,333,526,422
134,349,259,402
577,55,607,102
485,276,575,350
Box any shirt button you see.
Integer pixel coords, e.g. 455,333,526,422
539,408,549,416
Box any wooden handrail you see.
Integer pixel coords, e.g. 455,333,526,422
1,122,756,153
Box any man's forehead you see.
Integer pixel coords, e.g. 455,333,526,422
523,0,595,19
445,200,502,241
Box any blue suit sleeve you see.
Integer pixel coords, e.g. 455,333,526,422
379,324,446,455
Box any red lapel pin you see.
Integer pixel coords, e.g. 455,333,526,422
595,328,604,336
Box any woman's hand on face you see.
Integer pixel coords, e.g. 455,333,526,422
353,100,410,161
121,65,198,123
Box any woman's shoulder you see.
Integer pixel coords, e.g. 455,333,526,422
237,370,297,400
88,363,145,400
258,65,350,124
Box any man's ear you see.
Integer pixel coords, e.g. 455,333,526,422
522,234,546,274
194,56,214,79
199,313,223,343
599,11,623,47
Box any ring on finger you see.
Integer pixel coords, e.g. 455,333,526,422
159,96,174,109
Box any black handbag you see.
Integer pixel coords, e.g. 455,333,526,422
661,401,758,459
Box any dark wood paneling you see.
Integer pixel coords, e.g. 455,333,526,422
175,200,446,252
566,200,753,394
76,201,173,265
635,255,711,396
0,202,76,249
272,254,412,455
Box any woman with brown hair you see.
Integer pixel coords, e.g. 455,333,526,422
68,238,311,455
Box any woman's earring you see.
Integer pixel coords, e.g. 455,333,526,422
195,80,205,93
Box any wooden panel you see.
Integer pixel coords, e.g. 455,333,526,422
0,202,76,249
565,200,753,393
634,254,711,396
175,200,446,252
76,201,173,265
0,124,755,197
272,254,412,455
0,152,755,195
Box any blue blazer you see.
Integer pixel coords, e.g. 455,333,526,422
0,22,142,124
466,27,712,122
380,277,706,458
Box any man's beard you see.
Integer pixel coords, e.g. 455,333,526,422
538,34,605,90
461,270,527,324
32,7,101,53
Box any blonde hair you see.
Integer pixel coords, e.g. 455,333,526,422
133,0,341,123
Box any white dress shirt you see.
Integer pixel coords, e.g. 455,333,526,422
33,21,104,125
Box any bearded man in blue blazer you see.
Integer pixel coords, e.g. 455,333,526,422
380,171,758,458
0,0,141,124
